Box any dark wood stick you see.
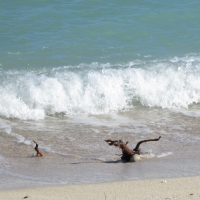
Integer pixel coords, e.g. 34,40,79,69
33,140,44,157
133,136,161,151
105,136,161,162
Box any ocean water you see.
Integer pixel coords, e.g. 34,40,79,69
1,0,200,189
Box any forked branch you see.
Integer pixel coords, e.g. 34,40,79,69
105,136,161,162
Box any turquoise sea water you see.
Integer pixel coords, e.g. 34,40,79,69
1,0,200,188
1,1,200,69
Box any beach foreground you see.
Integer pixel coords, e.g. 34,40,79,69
1,176,200,200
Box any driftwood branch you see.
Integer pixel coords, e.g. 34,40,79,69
133,136,161,151
33,140,44,157
105,136,161,162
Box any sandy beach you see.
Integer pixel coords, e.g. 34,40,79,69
1,176,200,200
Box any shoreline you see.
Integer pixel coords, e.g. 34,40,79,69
1,176,200,200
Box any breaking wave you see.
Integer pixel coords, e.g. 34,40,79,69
1,55,200,120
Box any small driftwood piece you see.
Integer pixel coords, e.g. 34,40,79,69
105,136,161,162
33,140,44,157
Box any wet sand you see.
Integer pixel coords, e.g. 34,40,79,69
1,136,200,200
1,109,200,198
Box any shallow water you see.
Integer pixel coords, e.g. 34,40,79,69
1,107,200,189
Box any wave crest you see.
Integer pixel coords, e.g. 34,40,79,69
1,55,200,120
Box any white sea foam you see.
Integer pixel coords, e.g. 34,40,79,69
7,52,22,55
4,127,31,145
1,55,200,120
157,152,173,158
3,126,12,134
178,110,200,118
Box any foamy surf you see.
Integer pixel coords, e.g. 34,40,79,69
1,55,200,120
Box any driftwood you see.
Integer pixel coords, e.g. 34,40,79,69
33,140,44,157
105,136,161,162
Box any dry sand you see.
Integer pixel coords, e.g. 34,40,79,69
1,176,200,200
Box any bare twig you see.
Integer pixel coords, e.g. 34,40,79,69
33,140,44,157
